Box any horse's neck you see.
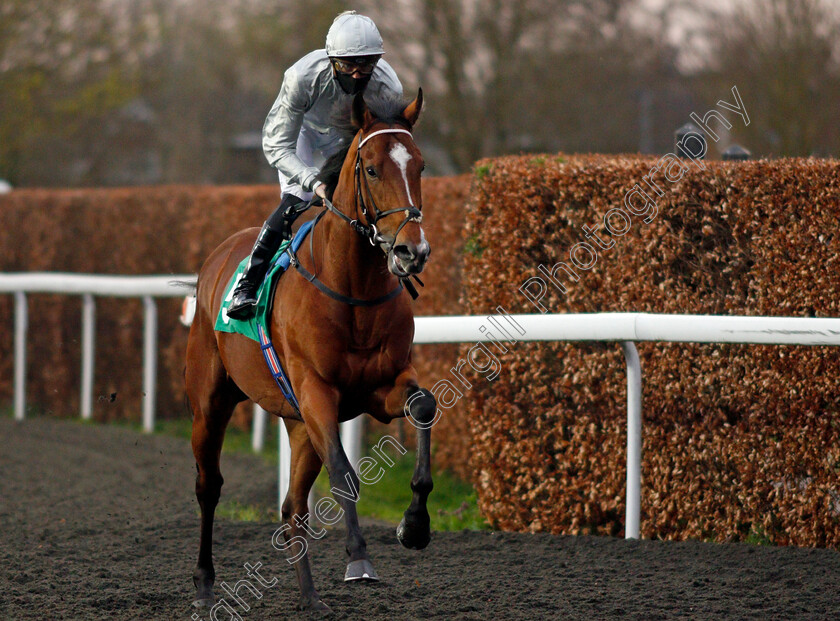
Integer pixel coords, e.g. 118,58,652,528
317,207,396,302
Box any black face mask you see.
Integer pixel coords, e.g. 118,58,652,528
334,70,372,95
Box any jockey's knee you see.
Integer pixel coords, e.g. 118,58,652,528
405,388,438,429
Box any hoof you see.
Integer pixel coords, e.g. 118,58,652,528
192,596,216,609
396,513,431,550
192,568,216,607
299,596,332,614
344,558,380,582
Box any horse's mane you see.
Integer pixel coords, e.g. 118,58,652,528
316,93,411,199
317,146,352,200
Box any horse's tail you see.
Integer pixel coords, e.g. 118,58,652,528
169,277,197,293
172,276,198,327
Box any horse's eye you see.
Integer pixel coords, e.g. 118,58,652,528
366,166,377,178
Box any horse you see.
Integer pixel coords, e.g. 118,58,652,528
185,89,436,613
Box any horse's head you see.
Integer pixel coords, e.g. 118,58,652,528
347,89,430,277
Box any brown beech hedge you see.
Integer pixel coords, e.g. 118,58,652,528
459,154,840,547
0,180,471,448
0,186,274,424
3,155,840,548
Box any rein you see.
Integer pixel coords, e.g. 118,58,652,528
291,128,424,306
291,210,405,307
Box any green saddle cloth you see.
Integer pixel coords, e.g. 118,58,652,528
214,239,295,342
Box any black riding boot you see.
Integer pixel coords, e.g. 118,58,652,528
226,195,309,320
226,224,283,319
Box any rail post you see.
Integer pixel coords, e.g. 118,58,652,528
278,420,291,512
252,403,267,452
340,418,364,476
14,291,27,421
81,294,95,420
621,341,642,539
142,296,157,433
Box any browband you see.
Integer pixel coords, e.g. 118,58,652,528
357,128,414,148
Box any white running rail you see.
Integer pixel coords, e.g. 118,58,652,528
0,272,196,432
277,312,840,539
4,274,840,539
410,313,840,539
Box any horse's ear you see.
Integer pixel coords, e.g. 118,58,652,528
402,88,423,127
352,93,372,129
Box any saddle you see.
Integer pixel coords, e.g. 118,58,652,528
215,219,316,341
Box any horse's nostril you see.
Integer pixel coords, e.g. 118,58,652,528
417,241,430,262
393,245,415,262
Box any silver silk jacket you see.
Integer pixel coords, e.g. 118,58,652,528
262,49,403,192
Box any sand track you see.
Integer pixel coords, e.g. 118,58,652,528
1,417,838,620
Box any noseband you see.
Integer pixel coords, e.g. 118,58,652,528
292,127,424,305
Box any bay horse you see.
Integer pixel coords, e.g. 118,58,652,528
185,90,436,613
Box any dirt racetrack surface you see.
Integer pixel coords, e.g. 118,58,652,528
1,416,839,620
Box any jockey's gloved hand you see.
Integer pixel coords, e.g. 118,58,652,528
306,182,326,209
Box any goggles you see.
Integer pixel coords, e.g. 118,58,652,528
332,56,379,75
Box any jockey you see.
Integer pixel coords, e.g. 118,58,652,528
226,10,404,319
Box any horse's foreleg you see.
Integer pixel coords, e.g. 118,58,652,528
280,419,330,612
396,386,436,550
369,376,437,550
297,373,376,582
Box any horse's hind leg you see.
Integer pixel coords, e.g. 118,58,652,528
186,332,241,607
278,419,330,612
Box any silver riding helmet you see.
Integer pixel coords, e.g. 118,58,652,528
326,11,384,95
325,11,385,57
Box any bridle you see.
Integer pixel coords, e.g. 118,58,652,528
291,127,424,305
354,128,423,250
324,127,423,251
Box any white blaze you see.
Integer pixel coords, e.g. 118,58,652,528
389,142,415,206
